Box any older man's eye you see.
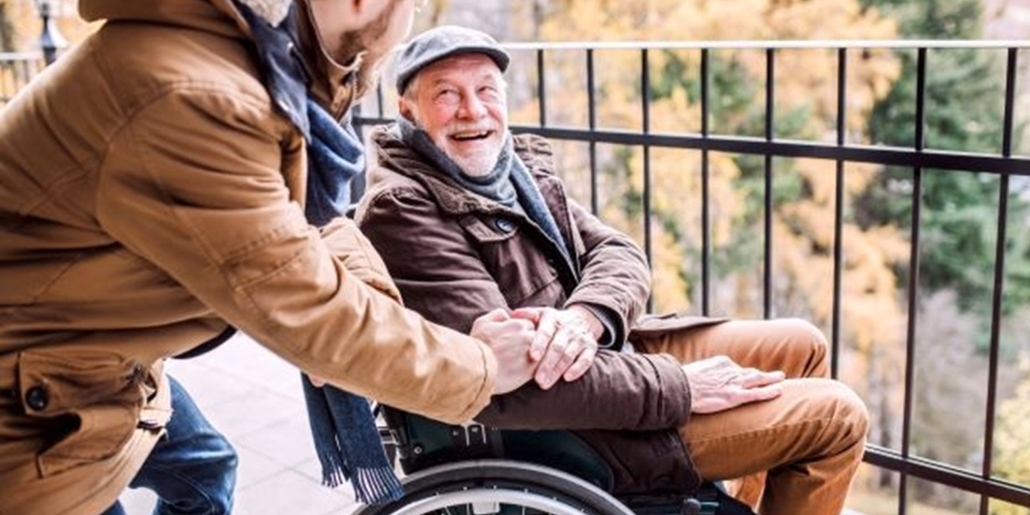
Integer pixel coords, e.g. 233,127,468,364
479,86,502,98
433,89,460,106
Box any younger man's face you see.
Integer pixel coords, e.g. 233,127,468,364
309,0,420,92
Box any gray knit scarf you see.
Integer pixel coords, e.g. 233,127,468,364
397,118,519,208
395,119,574,271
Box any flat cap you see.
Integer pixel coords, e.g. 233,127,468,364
394,25,510,94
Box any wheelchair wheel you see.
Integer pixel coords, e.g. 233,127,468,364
354,460,634,515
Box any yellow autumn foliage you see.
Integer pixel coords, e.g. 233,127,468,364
991,358,1030,515
503,6,914,457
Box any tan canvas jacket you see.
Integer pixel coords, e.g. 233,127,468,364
0,2,498,514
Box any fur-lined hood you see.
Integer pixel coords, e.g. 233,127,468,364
78,0,358,118
79,0,265,39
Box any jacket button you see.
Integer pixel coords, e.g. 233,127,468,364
25,385,48,411
494,218,515,232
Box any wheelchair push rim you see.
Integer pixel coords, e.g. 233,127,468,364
354,459,634,515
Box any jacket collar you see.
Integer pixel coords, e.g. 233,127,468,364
368,124,582,285
295,1,363,119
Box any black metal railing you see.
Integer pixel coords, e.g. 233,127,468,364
355,40,1030,514
0,1,66,105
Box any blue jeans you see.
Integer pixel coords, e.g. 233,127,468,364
102,376,237,515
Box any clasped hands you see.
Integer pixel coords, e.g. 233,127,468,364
472,305,602,394
306,305,597,391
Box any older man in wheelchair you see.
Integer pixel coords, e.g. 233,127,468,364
349,25,869,515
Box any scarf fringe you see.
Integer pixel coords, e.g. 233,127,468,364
318,452,404,505
317,446,348,488
354,467,405,504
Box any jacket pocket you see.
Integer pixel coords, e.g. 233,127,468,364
16,349,146,477
459,214,563,307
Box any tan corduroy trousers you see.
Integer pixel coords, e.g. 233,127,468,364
635,319,869,515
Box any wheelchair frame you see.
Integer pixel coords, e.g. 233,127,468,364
354,407,751,515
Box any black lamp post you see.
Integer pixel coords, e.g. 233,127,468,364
36,0,67,65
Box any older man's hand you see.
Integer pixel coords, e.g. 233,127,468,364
683,355,786,414
511,306,601,389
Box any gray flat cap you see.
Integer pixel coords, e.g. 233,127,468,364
394,25,510,94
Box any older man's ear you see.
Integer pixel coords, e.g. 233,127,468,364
398,97,416,122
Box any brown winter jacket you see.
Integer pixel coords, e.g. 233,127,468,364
0,3,500,514
356,126,725,495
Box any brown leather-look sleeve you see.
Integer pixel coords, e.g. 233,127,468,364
475,350,691,431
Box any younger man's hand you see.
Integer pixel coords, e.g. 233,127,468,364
471,309,539,395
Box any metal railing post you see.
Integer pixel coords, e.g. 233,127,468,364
37,1,66,66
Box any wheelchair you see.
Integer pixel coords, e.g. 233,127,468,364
354,407,757,515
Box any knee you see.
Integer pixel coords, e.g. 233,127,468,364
824,381,869,448
205,438,238,514
209,433,239,481
781,318,829,376
194,430,238,500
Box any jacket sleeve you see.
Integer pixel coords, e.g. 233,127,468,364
95,89,495,424
319,217,403,304
357,186,509,333
475,350,692,431
563,197,652,349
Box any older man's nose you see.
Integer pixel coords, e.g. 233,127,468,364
458,95,488,119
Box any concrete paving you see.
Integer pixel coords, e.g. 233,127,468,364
118,333,361,515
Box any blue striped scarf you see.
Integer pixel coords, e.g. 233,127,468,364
234,0,402,504
301,99,403,505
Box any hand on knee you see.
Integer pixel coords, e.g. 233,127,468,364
683,356,786,414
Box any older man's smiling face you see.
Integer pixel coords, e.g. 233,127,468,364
400,53,508,177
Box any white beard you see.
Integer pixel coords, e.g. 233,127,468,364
452,146,502,178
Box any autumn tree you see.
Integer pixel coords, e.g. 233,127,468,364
857,0,1030,336
992,359,1030,515
848,0,1030,508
